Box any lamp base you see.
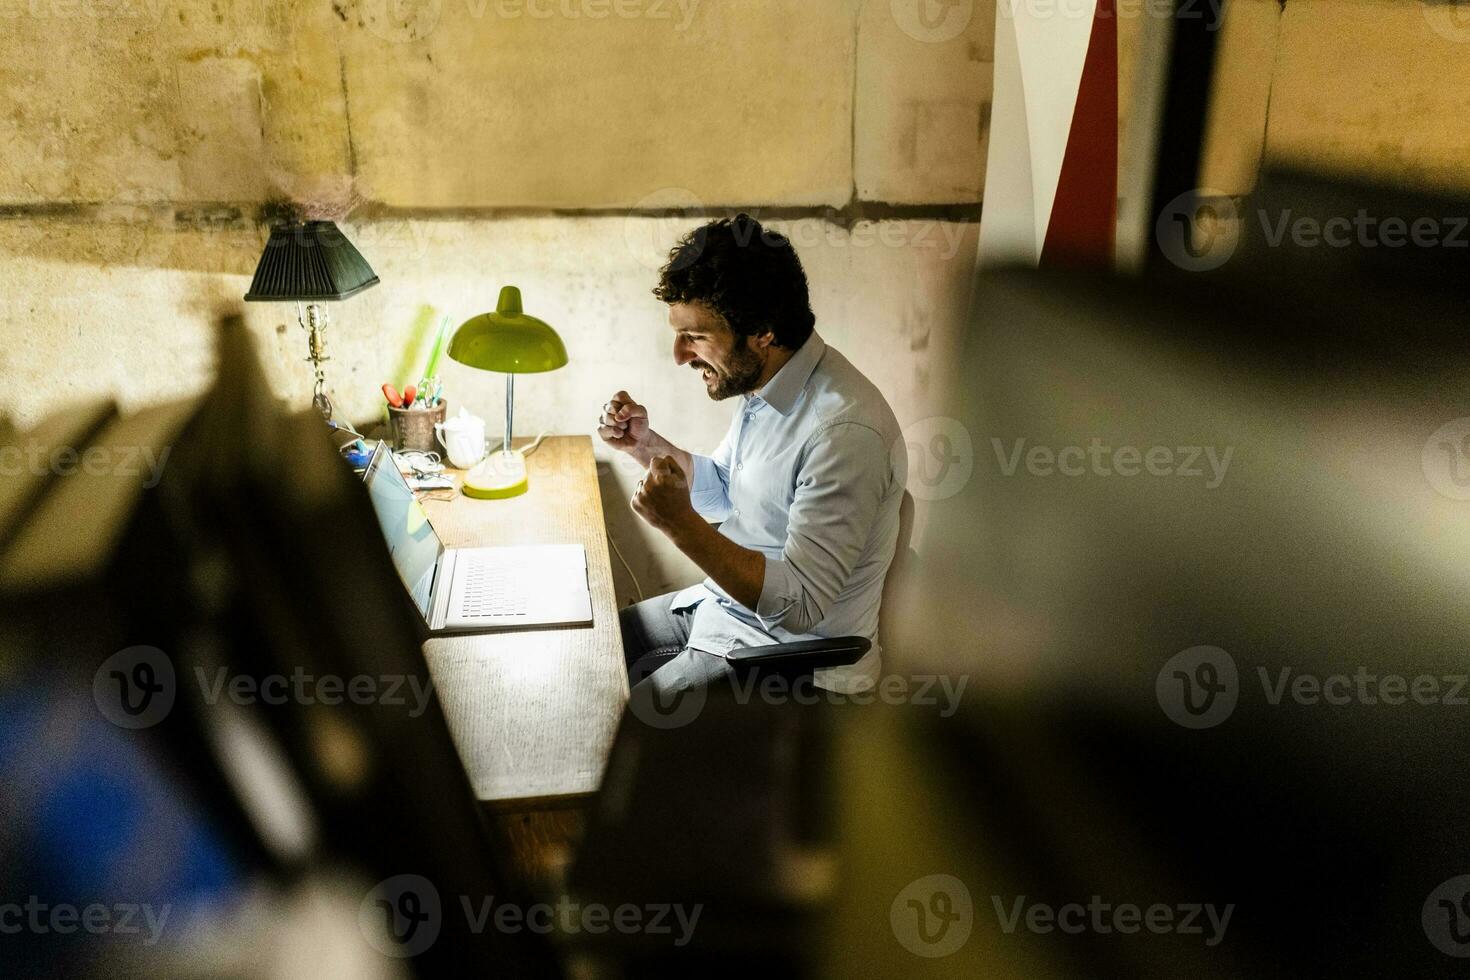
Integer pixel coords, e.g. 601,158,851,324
463,450,528,499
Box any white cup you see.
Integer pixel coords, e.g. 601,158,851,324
435,411,487,469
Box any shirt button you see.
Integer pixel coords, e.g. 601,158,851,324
732,509,741,518
737,462,744,470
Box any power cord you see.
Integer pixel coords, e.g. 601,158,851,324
520,432,550,457
605,532,645,602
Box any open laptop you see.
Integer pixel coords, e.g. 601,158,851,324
362,442,593,633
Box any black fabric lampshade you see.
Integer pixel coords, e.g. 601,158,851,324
243,221,380,302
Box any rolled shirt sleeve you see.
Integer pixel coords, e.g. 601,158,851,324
688,435,733,522
755,421,892,634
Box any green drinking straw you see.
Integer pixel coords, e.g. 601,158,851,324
421,313,451,383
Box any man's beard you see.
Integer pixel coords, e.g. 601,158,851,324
699,343,764,400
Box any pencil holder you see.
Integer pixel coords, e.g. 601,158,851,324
389,401,447,454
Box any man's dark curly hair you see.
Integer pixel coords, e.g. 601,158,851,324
652,213,816,350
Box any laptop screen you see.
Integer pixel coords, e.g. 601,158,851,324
363,445,443,617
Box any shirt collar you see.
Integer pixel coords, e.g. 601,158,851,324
752,332,825,416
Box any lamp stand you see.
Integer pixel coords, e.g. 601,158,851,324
297,301,334,420
463,373,529,499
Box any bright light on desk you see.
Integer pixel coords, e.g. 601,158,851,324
448,285,569,499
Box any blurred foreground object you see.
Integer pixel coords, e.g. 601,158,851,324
872,169,1470,977
0,316,553,978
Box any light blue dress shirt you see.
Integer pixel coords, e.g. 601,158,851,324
671,332,907,692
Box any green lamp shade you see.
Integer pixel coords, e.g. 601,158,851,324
448,286,568,373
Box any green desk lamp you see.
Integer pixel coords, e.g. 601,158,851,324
448,285,568,499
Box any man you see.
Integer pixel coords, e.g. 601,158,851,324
598,214,906,697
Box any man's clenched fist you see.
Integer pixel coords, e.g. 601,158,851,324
597,390,651,457
631,455,695,532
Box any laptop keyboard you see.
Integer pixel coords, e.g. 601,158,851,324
458,557,531,619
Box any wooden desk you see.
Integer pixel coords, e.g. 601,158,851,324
419,436,628,826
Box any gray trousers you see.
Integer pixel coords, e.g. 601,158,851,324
619,591,736,692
